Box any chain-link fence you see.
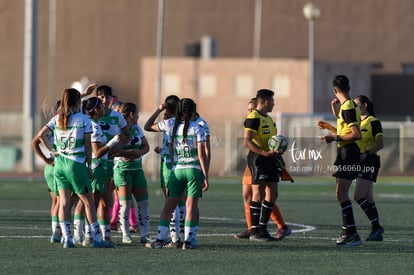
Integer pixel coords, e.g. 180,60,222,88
1,112,414,177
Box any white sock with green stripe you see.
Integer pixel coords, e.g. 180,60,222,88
91,221,103,242
51,216,60,234
184,220,199,243
157,219,170,241
59,220,72,241
73,214,84,240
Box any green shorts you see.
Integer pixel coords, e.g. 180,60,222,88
91,165,106,194
54,156,92,195
113,168,147,189
168,167,204,198
44,164,58,195
160,160,173,189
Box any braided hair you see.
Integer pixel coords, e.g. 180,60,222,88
170,98,196,145
169,98,196,161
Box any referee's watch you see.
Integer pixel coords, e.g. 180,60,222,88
336,135,342,142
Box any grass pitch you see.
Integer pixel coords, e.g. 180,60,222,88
0,176,413,274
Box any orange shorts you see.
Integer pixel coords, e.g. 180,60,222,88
242,166,252,185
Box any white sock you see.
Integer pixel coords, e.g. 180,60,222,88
52,219,60,235
84,222,92,239
59,221,72,241
179,205,186,241
137,200,150,237
91,221,102,242
192,225,199,242
170,207,180,242
105,224,111,238
99,224,107,239
157,225,169,241
73,217,84,240
119,199,131,237
184,225,197,243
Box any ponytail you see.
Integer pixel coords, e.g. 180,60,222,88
58,88,81,129
356,95,375,116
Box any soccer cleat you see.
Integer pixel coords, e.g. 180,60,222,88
93,240,115,248
122,235,133,244
336,233,347,244
366,226,384,241
63,239,75,248
73,236,84,245
191,238,198,248
140,235,153,244
129,226,140,233
50,233,62,243
234,230,251,239
163,240,182,249
182,241,195,250
104,236,112,243
275,226,292,241
82,237,94,247
261,230,277,241
145,239,164,249
336,232,362,247
249,231,273,242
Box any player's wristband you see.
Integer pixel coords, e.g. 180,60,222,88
106,135,120,148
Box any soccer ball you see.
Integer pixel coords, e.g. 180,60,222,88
268,135,288,154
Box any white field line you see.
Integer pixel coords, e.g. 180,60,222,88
0,215,316,238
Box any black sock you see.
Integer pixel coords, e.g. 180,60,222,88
357,198,380,229
368,202,380,229
250,201,261,234
357,197,369,213
341,200,357,235
259,200,274,234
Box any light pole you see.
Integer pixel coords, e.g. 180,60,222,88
22,0,38,172
152,0,165,180
253,0,262,91
303,3,320,114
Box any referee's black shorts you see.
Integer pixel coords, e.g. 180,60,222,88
333,142,360,180
357,154,380,182
247,151,280,184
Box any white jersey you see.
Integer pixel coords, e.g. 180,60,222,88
196,116,210,137
114,124,146,170
99,109,127,141
157,118,176,163
161,119,206,170
90,119,108,169
46,112,92,163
